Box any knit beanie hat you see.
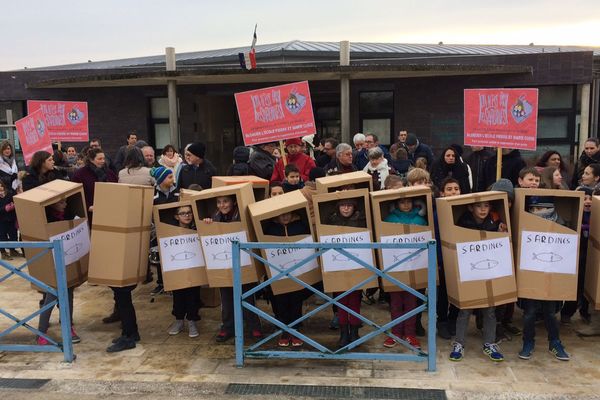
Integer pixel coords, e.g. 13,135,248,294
187,142,206,158
150,166,173,185
491,179,515,202
285,138,303,147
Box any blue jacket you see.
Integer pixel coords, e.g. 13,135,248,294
384,208,427,226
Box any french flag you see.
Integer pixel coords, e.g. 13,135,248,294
239,25,257,70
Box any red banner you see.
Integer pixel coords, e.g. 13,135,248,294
27,100,89,142
235,81,316,146
15,109,53,165
464,88,538,150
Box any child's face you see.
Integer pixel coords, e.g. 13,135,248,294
397,198,413,212
286,172,300,185
216,196,234,214
469,201,490,222
529,205,550,214
518,173,540,188
370,156,384,168
584,195,592,212
552,169,563,187
275,212,293,225
50,199,67,213
441,182,461,197
175,206,193,227
160,173,175,189
270,186,284,197
388,181,404,189
410,178,429,187
338,202,355,218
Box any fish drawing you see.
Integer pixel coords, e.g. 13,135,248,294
279,259,300,269
212,251,232,261
64,243,83,256
471,259,499,270
331,251,360,263
533,252,563,263
171,251,195,262
393,251,419,263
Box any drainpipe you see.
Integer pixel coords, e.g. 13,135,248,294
166,47,179,149
340,41,350,144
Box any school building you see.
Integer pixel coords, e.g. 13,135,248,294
0,40,599,171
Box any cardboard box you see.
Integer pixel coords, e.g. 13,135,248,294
212,175,269,201
180,188,202,201
436,191,517,309
313,188,377,293
88,183,154,287
315,171,373,194
248,190,322,295
370,186,437,292
585,196,600,309
14,180,89,288
513,188,583,301
153,200,208,291
190,182,261,287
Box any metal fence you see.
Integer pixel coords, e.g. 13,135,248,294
232,240,437,371
0,240,74,362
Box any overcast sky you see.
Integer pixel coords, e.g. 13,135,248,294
3,0,599,71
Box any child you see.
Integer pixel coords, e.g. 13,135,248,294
202,195,262,342
269,182,284,198
326,198,367,347
263,211,311,347
167,205,201,338
449,200,507,362
519,196,570,361
383,196,427,349
282,164,304,192
384,174,406,190
363,147,393,191
0,180,18,259
406,168,431,188
517,167,541,189
37,199,79,345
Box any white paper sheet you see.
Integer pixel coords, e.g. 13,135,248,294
159,233,205,272
456,237,513,282
380,231,432,272
49,222,90,265
265,236,318,280
319,231,373,272
200,231,251,270
519,230,578,274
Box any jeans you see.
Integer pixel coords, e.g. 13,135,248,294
272,290,304,327
38,288,74,333
219,284,261,334
455,306,496,346
522,298,560,343
172,287,201,321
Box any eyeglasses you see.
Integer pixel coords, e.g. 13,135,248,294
177,212,193,217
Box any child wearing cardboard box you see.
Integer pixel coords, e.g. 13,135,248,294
282,164,304,193
383,196,427,349
449,200,507,362
263,210,311,347
269,182,284,197
202,195,263,342
326,198,367,347
519,196,570,361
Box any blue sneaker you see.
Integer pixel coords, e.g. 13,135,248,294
519,340,535,360
549,340,570,361
449,342,464,361
483,343,504,361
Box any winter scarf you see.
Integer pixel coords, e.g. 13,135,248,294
363,158,390,190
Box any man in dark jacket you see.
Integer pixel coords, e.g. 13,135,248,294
483,148,526,189
177,142,217,189
405,133,434,168
113,131,138,172
465,146,493,193
248,142,277,180
316,138,338,168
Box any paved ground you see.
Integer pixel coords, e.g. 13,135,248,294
2,256,600,399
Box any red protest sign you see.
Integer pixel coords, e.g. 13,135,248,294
235,81,316,146
15,109,53,165
27,100,89,142
464,88,538,150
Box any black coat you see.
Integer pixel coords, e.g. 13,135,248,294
176,160,217,190
430,158,471,194
0,194,16,223
457,210,500,232
263,218,310,237
465,149,493,192
248,147,276,180
22,167,68,192
483,149,526,189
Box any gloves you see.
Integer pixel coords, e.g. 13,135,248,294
4,202,14,212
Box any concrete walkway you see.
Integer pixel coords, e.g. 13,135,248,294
1,257,600,399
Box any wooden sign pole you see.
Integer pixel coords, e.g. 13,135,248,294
496,147,502,181
279,140,287,166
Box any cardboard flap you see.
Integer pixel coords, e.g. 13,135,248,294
212,175,269,186
15,180,83,205
316,171,373,193
248,190,308,221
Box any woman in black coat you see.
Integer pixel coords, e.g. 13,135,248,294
430,147,471,194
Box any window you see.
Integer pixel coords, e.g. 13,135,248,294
315,105,340,140
149,97,179,150
359,91,394,144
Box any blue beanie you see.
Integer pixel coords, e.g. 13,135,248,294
150,166,173,185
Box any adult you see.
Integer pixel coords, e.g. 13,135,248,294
22,151,68,191
72,148,118,218
113,131,138,172
248,142,277,180
579,163,600,189
118,147,154,186
177,142,217,190
540,166,569,190
465,146,493,193
405,133,434,168
158,144,183,174
352,133,366,151
315,138,338,168
270,138,316,183
354,133,390,170
363,147,394,191
326,143,356,175
572,138,600,189
65,146,78,167
226,146,250,176
430,146,471,194
141,146,158,168
536,150,570,186
0,141,19,192
482,148,526,189
90,138,116,173
389,130,408,159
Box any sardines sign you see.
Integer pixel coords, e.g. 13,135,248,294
456,237,513,282
265,236,318,280
380,231,432,272
235,81,316,146
519,231,578,274
49,223,90,266
464,88,538,150
320,231,373,272
200,231,251,269
159,233,205,272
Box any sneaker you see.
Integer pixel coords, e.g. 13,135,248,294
518,341,535,360
483,343,504,361
150,285,164,296
278,335,290,347
549,340,570,361
449,342,464,361
404,335,422,350
502,323,521,336
188,320,199,338
106,336,136,353
383,337,397,348
37,336,50,346
70,326,81,343
215,330,233,343
291,336,303,347
112,333,140,343
251,329,263,340
168,320,184,335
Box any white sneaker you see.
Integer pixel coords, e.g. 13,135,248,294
168,320,184,335
188,320,199,338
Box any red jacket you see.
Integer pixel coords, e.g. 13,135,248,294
270,152,316,183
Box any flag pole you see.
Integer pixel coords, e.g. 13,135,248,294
496,147,502,181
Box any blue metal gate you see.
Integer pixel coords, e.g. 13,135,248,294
232,240,437,371
0,240,74,362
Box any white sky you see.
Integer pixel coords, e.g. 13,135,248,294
2,0,599,70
